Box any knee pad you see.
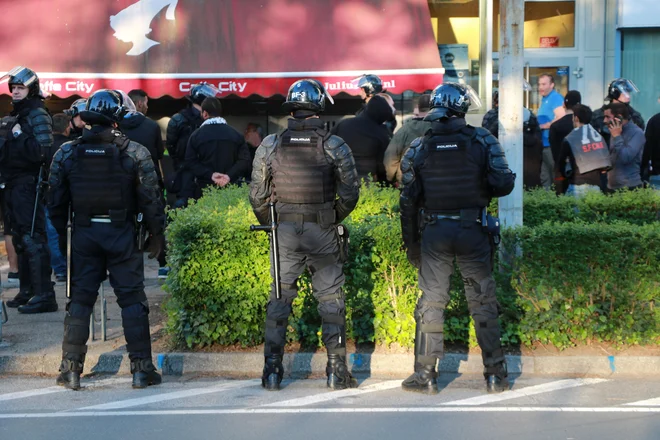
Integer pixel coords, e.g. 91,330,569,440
264,318,288,355
122,302,151,355
63,311,92,353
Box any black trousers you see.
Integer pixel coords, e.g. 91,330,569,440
6,179,52,295
62,222,151,362
415,219,504,368
264,221,346,357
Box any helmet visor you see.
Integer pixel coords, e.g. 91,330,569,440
463,84,482,110
115,90,137,113
0,66,38,87
195,83,221,98
614,79,639,99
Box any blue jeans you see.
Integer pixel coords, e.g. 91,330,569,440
566,184,600,198
649,175,660,190
45,208,67,275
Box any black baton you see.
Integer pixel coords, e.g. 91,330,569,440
250,202,281,300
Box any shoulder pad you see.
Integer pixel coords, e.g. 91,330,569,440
126,140,152,160
54,141,75,162
473,126,499,147
400,137,424,187
27,107,51,123
326,134,347,150
409,137,423,149
261,133,278,149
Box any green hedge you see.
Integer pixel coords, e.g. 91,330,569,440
164,185,660,350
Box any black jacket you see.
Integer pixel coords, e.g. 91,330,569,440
184,118,251,192
166,107,203,167
549,114,574,163
120,112,164,180
332,95,392,182
642,112,660,176
0,97,53,182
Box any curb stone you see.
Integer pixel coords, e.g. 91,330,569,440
1,352,658,378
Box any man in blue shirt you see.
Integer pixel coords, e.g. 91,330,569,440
537,74,565,189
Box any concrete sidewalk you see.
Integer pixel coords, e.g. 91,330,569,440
1,256,659,378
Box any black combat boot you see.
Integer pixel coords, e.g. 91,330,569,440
56,358,84,391
401,362,439,395
17,292,58,314
131,358,162,389
262,355,284,391
6,290,33,308
485,361,509,394
326,354,357,390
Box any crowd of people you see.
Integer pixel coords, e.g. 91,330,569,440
1,63,657,394
482,74,656,196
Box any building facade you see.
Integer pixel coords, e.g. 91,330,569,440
429,0,659,123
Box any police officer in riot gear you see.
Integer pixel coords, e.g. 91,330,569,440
250,79,360,391
592,78,645,145
166,82,219,207
0,66,58,314
48,89,166,390
399,83,515,395
64,98,87,139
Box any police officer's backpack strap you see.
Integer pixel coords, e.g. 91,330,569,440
111,131,131,150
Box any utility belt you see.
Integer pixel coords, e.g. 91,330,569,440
422,207,501,246
73,209,136,227
278,209,336,228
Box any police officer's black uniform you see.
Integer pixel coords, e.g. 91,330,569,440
250,79,360,391
0,66,58,314
64,99,87,140
48,90,166,390
399,83,515,395
166,83,218,206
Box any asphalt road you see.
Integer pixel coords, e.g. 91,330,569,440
1,374,659,439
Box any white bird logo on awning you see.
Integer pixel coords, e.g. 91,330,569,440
110,0,179,56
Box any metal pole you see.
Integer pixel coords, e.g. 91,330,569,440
479,0,494,111
498,0,524,228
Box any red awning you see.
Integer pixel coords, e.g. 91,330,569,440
1,0,443,98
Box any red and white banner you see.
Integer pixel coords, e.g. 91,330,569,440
1,0,443,98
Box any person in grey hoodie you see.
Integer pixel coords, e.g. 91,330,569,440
604,102,646,191
383,93,432,183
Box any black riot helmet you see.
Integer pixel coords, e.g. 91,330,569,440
354,74,384,97
425,82,482,120
64,99,88,118
607,78,639,102
80,89,127,126
281,79,334,116
186,82,220,105
0,66,42,100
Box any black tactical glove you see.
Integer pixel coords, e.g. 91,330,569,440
406,243,421,269
147,233,165,260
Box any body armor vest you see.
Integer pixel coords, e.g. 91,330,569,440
272,129,335,204
420,128,490,211
565,125,611,174
69,138,137,220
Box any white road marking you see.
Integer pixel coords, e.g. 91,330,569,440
623,397,660,406
0,387,64,402
78,379,261,410
262,380,402,407
1,406,660,418
441,378,609,406
0,377,132,402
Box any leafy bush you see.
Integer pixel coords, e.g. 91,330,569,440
164,184,660,350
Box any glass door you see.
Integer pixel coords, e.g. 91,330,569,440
524,58,579,114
